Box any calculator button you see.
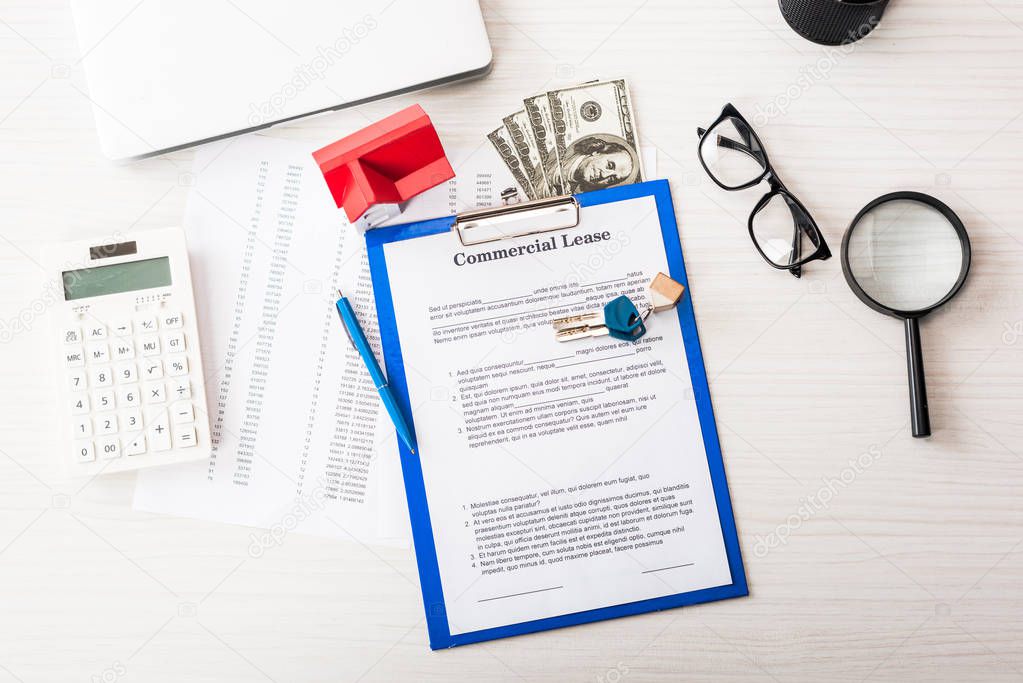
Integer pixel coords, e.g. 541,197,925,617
92,389,115,412
166,355,188,377
141,359,163,380
171,401,194,424
71,395,89,415
109,319,132,338
147,412,172,452
174,426,197,449
161,311,183,329
85,323,107,341
112,340,135,360
68,370,88,392
86,342,110,364
151,432,172,452
168,379,190,400
63,326,82,344
97,436,121,459
115,362,137,384
163,331,185,353
116,385,139,407
136,315,158,333
140,334,161,356
65,346,85,367
74,441,96,463
144,381,166,404
95,414,118,436
124,434,146,456
121,408,143,433
89,366,112,388
73,418,92,438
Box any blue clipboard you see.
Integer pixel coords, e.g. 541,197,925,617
366,179,747,649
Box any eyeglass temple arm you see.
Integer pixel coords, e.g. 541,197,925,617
792,211,831,271
788,230,803,279
787,204,828,279
696,127,766,165
782,197,814,279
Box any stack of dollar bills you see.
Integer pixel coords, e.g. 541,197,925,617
488,79,643,201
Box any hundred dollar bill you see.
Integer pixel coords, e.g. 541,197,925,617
547,79,643,194
502,110,550,199
522,93,565,196
487,123,537,201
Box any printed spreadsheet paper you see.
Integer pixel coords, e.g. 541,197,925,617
132,134,529,546
367,181,746,647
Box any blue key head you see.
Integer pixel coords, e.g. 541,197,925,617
603,295,646,341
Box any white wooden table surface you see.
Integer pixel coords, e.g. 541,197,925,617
2,1,1022,681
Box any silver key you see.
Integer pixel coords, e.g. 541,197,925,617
553,302,656,343
552,272,683,343
552,312,610,341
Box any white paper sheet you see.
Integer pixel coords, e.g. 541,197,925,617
132,133,527,547
132,132,657,551
379,195,732,634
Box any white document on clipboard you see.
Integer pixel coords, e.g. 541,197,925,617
366,181,746,647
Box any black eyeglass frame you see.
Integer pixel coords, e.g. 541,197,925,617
697,103,832,278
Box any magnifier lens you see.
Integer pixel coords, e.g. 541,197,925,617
846,200,964,312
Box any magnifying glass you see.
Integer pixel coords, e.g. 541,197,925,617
841,192,971,438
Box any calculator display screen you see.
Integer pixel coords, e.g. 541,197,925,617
62,257,172,301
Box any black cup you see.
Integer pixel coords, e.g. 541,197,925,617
779,0,889,46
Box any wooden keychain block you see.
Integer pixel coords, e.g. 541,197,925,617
649,272,685,312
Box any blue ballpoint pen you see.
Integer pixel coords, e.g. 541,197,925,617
335,290,417,454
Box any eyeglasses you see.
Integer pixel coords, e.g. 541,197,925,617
697,103,831,278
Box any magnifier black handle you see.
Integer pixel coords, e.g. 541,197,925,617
904,318,931,438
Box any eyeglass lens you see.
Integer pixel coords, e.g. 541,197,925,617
752,194,819,268
699,117,767,189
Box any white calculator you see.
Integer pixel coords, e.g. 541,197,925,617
46,227,212,475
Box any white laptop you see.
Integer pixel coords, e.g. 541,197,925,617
71,0,492,160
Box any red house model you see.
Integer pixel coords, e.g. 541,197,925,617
312,104,455,230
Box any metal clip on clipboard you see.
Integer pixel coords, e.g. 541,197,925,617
454,195,580,246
